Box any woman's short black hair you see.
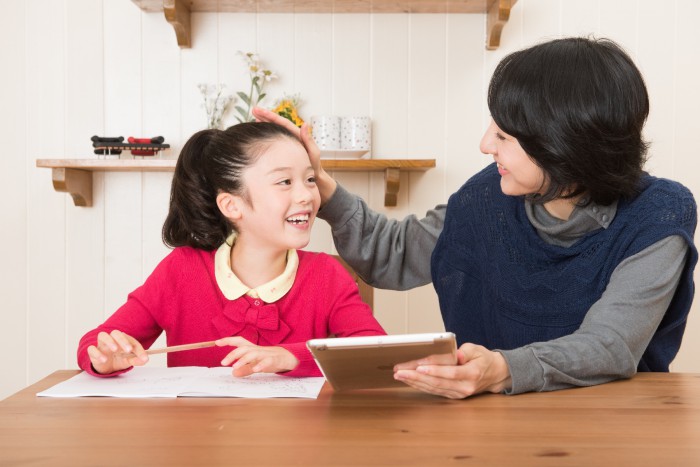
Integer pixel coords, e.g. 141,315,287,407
162,122,300,250
488,37,650,205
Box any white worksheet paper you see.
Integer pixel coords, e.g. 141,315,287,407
36,367,325,399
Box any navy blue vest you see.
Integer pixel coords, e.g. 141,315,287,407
431,163,697,371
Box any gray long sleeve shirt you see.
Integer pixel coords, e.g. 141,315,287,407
318,184,688,394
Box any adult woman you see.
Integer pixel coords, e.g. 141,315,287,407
254,37,697,398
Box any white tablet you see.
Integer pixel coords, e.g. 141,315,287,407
306,332,457,391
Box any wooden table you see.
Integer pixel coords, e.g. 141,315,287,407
1,371,699,466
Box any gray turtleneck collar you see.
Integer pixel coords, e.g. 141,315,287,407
525,198,618,248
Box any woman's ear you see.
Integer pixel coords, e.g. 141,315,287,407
216,192,244,221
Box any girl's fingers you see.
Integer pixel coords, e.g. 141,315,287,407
216,336,252,348
123,334,148,362
106,330,133,353
87,345,108,365
96,331,119,353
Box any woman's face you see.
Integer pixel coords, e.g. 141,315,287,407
479,120,546,197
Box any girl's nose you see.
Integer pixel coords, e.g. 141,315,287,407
295,184,314,204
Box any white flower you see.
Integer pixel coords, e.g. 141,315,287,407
199,83,235,129
234,51,278,123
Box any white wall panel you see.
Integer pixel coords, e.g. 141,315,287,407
637,1,676,178
0,0,29,398
561,0,600,36
141,6,180,277
521,0,561,44
25,0,67,385
668,0,700,371
102,0,144,322
599,0,638,53
332,14,372,116
445,14,489,195
3,0,700,399
218,13,257,129
257,14,296,112
64,0,105,370
181,13,218,137
294,14,333,116
371,14,409,160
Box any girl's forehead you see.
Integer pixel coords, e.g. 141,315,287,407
248,138,310,170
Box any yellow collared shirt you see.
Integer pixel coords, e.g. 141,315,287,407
214,233,298,303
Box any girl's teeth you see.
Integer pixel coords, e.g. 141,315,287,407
287,214,309,224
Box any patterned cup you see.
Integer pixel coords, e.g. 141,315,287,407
310,115,341,150
340,116,372,151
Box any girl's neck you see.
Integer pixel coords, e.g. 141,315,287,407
230,240,288,289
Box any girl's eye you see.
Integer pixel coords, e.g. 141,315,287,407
277,179,292,186
307,176,317,184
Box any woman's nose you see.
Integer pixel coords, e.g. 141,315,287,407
480,130,495,156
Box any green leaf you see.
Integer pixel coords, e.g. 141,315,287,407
234,105,247,116
236,92,251,105
258,92,266,101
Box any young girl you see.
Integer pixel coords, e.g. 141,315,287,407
78,122,385,378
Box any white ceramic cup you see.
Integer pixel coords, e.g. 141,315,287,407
340,116,372,151
310,115,341,150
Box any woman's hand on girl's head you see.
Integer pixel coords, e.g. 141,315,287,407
393,343,512,399
216,336,299,377
87,330,149,375
252,106,337,203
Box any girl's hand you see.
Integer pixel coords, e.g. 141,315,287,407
393,343,512,399
216,336,299,377
252,106,337,203
87,330,149,375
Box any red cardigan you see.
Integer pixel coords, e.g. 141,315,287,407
77,248,385,377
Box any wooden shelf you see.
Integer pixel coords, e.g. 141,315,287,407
36,158,436,208
131,0,517,50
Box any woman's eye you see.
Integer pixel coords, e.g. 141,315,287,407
495,132,506,141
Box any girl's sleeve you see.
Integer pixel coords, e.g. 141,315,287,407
317,183,445,290
76,252,177,377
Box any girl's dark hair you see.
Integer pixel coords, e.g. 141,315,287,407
162,122,300,250
488,37,650,205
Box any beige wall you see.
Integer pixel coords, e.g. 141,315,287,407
2,0,699,399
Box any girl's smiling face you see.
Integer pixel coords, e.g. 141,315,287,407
479,119,546,197
233,137,320,254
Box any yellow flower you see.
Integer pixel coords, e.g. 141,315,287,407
273,99,304,127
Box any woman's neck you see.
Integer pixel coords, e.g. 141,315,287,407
543,196,582,221
230,240,287,289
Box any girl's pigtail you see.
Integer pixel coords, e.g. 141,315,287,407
162,130,230,250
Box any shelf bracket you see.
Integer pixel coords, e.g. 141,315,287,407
52,168,93,207
486,0,517,50
384,168,400,207
164,0,191,48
